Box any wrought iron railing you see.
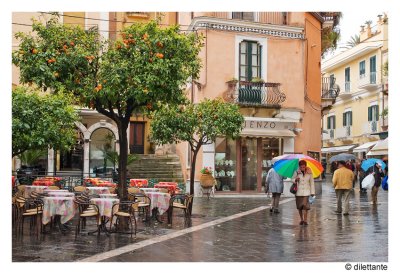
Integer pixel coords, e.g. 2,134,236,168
229,81,286,107
321,77,340,99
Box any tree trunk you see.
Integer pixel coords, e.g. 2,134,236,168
117,121,129,201
189,149,199,196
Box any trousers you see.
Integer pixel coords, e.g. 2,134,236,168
335,189,351,214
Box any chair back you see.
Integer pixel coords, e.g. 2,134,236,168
128,187,141,194
74,186,87,192
48,185,60,190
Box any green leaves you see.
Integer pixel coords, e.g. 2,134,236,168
150,98,244,149
12,87,79,157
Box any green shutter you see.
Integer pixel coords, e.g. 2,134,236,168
327,117,331,129
368,106,372,121
343,113,346,126
350,112,353,126
375,106,379,121
333,116,336,129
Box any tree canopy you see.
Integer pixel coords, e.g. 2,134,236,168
12,15,203,198
12,86,79,157
150,98,244,195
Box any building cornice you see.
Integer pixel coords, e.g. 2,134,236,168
188,16,305,40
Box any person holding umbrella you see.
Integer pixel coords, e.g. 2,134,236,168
332,160,354,215
292,160,315,225
368,162,385,205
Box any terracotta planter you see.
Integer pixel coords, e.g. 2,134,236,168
200,174,215,188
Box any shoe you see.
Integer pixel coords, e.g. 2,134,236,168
303,221,308,226
343,213,349,216
273,209,280,214
299,221,304,225
269,207,274,212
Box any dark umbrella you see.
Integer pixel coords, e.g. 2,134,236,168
328,153,356,163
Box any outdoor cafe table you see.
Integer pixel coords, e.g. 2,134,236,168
24,185,48,198
154,182,178,194
130,179,149,187
99,193,118,198
140,188,160,193
145,192,171,222
46,192,75,197
90,198,120,233
87,187,110,195
41,196,76,225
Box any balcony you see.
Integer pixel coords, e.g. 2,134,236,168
336,126,352,140
338,81,352,99
358,72,380,91
126,12,150,18
322,129,335,144
321,77,340,114
320,12,341,28
225,81,286,108
362,121,379,135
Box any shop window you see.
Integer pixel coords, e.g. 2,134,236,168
214,137,237,191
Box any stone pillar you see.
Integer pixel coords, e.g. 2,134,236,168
83,140,90,177
47,148,54,176
283,137,295,153
202,142,215,171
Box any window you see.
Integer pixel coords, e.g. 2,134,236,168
327,115,336,129
345,67,350,92
370,56,376,84
239,41,262,81
343,111,352,126
232,12,254,21
359,60,366,78
368,105,379,121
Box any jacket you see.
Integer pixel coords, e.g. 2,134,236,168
291,168,315,196
265,168,284,193
332,166,354,190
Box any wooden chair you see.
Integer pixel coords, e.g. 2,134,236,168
48,185,60,190
131,193,151,222
109,201,139,237
74,185,87,193
74,200,100,236
167,194,194,226
15,197,44,235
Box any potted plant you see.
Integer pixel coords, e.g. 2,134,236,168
199,166,215,188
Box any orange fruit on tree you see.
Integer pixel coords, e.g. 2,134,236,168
156,53,164,59
32,49,38,54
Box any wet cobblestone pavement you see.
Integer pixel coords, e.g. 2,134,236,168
12,180,388,262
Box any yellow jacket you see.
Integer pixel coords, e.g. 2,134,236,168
332,167,354,189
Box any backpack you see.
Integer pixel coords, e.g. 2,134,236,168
382,176,388,191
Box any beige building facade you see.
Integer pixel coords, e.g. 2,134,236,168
321,14,388,169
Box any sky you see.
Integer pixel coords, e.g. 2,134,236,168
325,10,387,59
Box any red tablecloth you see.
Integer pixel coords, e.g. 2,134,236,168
154,182,178,194
84,178,116,187
32,177,62,186
130,179,149,187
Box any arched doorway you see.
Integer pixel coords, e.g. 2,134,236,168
89,128,116,178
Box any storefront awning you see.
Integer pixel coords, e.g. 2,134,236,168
353,141,378,152
321,145,357,153
367,138,388,156
240,128,296,138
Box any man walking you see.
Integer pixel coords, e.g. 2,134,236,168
332,160,354,215
265,164,284,213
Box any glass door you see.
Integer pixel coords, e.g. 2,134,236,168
241,138,258,191
261,138,281,183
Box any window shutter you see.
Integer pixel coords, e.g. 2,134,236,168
333,116,336,129
368,106,372,121
375,106,379,121
327,117,331,129
350,112,353,126
343,113,346,126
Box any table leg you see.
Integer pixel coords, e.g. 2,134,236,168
152,208,163,223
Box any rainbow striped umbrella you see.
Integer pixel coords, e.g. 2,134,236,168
272,154,324,178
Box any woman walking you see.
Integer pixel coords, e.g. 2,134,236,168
292,160,315,225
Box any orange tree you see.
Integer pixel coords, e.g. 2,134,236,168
12,16,202,199
150,98,244,197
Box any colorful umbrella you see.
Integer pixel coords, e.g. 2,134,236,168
272,154,324,178
361,158,386,172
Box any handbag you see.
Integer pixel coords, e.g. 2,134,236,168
362,173,375,189
290,182,298,194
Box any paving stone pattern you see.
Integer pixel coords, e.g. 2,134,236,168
12,180,388,262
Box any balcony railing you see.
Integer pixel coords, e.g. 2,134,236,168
336,126,352,139
362,121,378,134
321,77,340,99
358,72,379,90
226,81,286,108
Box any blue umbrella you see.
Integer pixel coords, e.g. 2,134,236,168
361,158,386,172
